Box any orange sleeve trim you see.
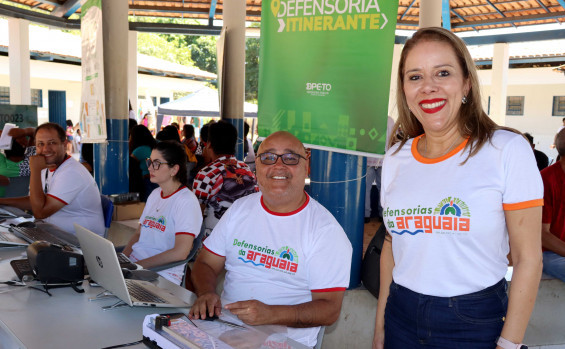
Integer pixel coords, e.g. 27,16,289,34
503,199,544,211
203,244,225,258
47,194,68,205
175,232,196,237
311,287,347,293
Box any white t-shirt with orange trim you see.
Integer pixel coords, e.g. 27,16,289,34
203,192,352,348
130,186,202,284
381,130,543,297
41,156,104,236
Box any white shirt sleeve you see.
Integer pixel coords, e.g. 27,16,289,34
501,134,544,208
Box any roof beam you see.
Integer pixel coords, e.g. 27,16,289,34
442,0,451,30
129,22,222,36
51,0,81,18
396,29,565,45
0,3,80,29
209,0,218,26
400,0,417,21
451,11,565,29
484,0,517,28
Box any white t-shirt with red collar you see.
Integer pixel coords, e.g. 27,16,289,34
203,192,352,347
381,130,543,297
41,156,104,236
130,186,202,284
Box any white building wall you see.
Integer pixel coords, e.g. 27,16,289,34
478,66,564,161
0,56,207,126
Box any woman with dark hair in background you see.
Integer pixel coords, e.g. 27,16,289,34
129,125,157,201
373,27,543,349
123,140,202,284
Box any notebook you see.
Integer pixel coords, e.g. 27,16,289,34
74,224,190,308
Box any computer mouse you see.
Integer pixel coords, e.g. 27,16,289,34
16,221,36,228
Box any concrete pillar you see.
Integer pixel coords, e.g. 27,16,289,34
128,31,138,121
222,0,246,160
489,43,509,126
388,44,403,119
93,0,129,195
8,18,31,105
419,0,442,28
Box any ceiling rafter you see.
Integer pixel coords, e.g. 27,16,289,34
0,0,563,33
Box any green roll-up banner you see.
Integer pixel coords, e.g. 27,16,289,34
258,0,398,155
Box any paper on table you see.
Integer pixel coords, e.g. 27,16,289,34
0,123,17,150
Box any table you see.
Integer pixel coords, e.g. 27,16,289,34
0,246,196,349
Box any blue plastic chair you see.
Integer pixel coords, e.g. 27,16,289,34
100,195,114,238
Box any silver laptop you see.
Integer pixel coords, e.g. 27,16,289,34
74,224,190,308
0,228,28,247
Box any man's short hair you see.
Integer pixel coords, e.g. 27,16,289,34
208,121,237,155
556,128,565,157
524,132,534,145
35,122,66,143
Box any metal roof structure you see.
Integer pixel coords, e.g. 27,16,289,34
0,0,564,35
0,0,563,67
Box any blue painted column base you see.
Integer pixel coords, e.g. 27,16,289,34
309,149,366,289
224,118,245,161
94,118,129,195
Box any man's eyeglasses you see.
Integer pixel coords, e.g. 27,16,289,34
256,152,307,165
145,158,171,170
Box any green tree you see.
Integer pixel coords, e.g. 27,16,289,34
137,32,194,67
190,36,218,74
245,37,260,103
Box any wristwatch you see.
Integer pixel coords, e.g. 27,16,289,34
497,336,528,349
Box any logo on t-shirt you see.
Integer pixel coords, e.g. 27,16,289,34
384,196,470,236
234,238,299,275
141,215,167,232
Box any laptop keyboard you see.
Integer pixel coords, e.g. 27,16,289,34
126,279,166,303
10,226,68,246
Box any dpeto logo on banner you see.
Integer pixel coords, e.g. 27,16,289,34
258,0,398,155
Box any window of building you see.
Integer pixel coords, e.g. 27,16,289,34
553,96,565,116
160,97,170,105
0,86,9,104
506,96,524,116
151,96,157,106
0,87,43,106
31,89,43,107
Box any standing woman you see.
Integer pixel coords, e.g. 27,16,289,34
123,140,202,284
373,27,543,349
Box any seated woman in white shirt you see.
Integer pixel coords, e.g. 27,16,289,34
123,140,203,284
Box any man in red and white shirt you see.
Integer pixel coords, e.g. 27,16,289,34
0,123,104,236
192,121,258,236
189,131,352,348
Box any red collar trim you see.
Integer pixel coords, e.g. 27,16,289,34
260,193,309,216
49,154,71,172
161,185,186,199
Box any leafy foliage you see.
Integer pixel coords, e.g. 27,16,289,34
190,36,218,73
245,37,260,103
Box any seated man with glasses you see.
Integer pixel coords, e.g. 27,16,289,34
189,131,353,348
192,121,258,237
0,122,104,236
